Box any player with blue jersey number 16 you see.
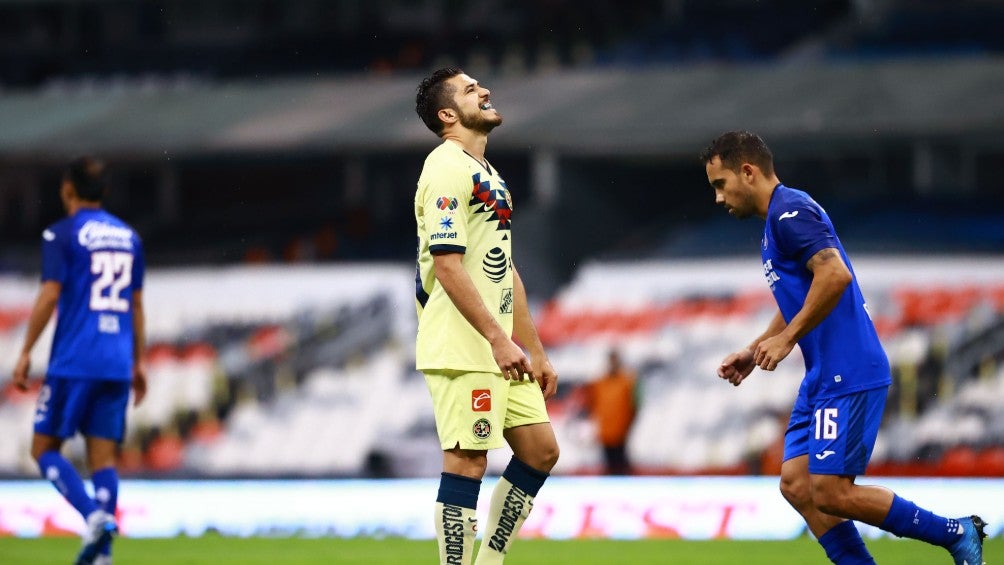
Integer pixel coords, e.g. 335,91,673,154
13,157,147,565
702,131,986,565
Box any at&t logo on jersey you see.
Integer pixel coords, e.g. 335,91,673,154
482,247,508,283
472,389,492,412
763,259,780,291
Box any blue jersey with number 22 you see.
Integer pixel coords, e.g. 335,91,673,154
41,208,145,381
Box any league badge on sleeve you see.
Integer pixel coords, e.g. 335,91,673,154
437,196,459,211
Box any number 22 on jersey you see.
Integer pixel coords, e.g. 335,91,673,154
90,251,133,312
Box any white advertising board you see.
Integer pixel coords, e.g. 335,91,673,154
1,477,1001,540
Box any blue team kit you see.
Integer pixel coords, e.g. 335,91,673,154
763,185,892,474
33,208,144,441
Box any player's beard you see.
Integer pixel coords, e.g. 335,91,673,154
729,192,758,219
458,106,502,134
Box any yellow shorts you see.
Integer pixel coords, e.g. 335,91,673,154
423,370,550,450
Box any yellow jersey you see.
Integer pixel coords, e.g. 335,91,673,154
415,140,514,372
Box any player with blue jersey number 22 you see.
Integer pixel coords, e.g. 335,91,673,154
701,131,986,565
14,157,147,565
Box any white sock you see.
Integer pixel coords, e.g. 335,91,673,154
435,502,478,565
473,477,534,565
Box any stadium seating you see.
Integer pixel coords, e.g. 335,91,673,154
1,257,1003,478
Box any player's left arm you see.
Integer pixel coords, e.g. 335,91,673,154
13,281,61,390
130,291,147,407
131,288,148,406
511,267,558,399
754,247,851,370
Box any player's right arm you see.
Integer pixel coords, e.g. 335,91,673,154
718,309,787,386
13,281,61,390
432,251,532,381
754,248,850,371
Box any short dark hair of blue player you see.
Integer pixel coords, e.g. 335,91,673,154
699,130,775,177
64,156,106,202
415,67,464,136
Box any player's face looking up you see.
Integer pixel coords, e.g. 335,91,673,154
706,155,758,219
445,73,502,134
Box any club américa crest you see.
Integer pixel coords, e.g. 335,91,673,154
472,418,492,439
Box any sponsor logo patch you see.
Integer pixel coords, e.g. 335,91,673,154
482,247,508,283
473,418,492,439
78,220,134,251
499,287,513,314
439,216,454,230
487,484,529,552
472,389,492,412
441,503,465,564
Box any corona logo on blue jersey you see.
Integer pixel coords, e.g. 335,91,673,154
469,173,511,231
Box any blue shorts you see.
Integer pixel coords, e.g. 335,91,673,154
33,376,131,442
783,383,888,476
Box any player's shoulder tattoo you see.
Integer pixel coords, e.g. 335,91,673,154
807,247,840,269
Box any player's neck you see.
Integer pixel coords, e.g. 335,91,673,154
67,201,101,216
755,176,782,219
444,131,489,167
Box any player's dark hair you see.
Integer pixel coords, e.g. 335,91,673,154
64,156,106,202
699,130,775,177
416,67,464,136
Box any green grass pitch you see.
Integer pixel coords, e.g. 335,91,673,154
1,535,1000,564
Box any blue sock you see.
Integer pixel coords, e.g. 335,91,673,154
437,472,481,509
92,467,119,556
501,457,548,497
37,451,98,519
817,520,876,564
880,494,962,547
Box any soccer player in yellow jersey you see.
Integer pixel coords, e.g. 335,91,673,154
414,67,559,565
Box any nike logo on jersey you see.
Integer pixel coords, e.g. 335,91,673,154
779,211,799,220
815,450,836,460
43,229,56,241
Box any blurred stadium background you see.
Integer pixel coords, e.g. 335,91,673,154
2,0,1004,553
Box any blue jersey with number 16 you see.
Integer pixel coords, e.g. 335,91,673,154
761,184,890,400
41,208,145,381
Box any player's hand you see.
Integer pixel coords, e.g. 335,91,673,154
531,357,558,400
753,334,795,371
12,351,31,391
132,363,148,407
492,337,533,382
718,349,755,386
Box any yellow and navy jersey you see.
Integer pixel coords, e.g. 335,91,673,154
415,140,514,372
